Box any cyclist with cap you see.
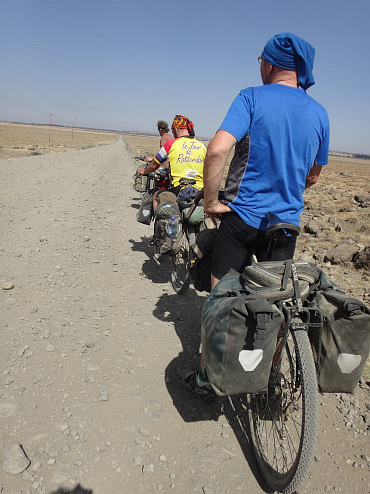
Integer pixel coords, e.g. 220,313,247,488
183,32,330,403
139,114,206,208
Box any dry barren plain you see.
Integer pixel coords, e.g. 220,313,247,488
0,122,118,161
0,124,369,494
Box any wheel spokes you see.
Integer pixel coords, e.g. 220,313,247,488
252,341,303,474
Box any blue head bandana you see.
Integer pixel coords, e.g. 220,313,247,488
262,32,315,90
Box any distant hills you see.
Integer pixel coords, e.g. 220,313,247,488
329,150,370,160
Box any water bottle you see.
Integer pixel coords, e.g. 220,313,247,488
166,216,179,238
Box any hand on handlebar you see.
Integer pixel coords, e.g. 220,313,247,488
138,167,146,175
205,201,231,225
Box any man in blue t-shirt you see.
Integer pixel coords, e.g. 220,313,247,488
183,32,330,402
206,32,330,290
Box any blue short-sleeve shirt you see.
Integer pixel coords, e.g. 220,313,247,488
219,84,330,229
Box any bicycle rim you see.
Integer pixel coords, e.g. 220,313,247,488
248,328,318,493
171,233,191,294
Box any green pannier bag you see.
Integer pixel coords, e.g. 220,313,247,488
133,170,148,193
154,218,182,256
307,276,370,393
154,192,182,256
182,205,205,224
201,269,283,396
189,228,217,293
136,190,154,225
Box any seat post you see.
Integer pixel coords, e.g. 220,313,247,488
266,233,279,260
265,222,300,261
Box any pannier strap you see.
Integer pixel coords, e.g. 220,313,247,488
281,259,291,290
255,312,274,340
213,289,251,299
282,260,303,311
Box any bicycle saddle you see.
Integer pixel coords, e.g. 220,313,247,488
265,212,300,237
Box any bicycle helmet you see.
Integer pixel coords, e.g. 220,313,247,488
178,186,199,210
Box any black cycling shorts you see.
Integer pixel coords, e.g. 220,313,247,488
211,211,296,281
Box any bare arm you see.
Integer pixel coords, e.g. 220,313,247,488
305,164,322,189
138,159,160,175
139,147,165,175
203,130,237,222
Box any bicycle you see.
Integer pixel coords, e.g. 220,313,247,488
228,215,321,493
170,182,207,294
185,208,321,492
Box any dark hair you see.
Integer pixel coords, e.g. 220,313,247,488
157,120,169,132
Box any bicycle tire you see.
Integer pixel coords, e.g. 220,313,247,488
248,327,318,493
152,218,162,262
171,233,191,294
243,261,319,288
243,279,310,302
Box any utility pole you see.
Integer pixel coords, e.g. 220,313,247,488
71,122,74,142
47,113,54,142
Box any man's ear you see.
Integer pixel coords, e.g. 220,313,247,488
267,62,274,73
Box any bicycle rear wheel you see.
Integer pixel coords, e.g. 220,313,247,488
248,327,318,493
171,233,191,294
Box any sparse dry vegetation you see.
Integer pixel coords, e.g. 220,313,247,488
0,122,119,161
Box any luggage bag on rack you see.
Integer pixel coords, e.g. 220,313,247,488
201,269,283,396
189,226,217,293
307,271,370,393
136,190,154,225
133,170,148,193
154,192,182,256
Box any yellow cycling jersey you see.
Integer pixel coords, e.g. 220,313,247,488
154,136,206,189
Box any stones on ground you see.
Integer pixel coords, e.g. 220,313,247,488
336,391,370,436
142,463,155,474
353,246,370,270
304,219,320,237
354,194,370,207
99,388,109,401
2,281,14,290
1,138,369,494
3,443,30,474
324,241,359,265
202,486,214,494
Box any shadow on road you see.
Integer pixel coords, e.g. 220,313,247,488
129,237,172,285
49,484,93,494
129,238,271,492
153,291,271,491
153,290,224,422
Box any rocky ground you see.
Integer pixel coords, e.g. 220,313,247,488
0,135,369,494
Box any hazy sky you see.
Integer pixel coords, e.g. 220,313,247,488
1,0,369,154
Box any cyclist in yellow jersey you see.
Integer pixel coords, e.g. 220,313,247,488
139,115,206,207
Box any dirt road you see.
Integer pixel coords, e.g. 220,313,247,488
1,138,368,494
